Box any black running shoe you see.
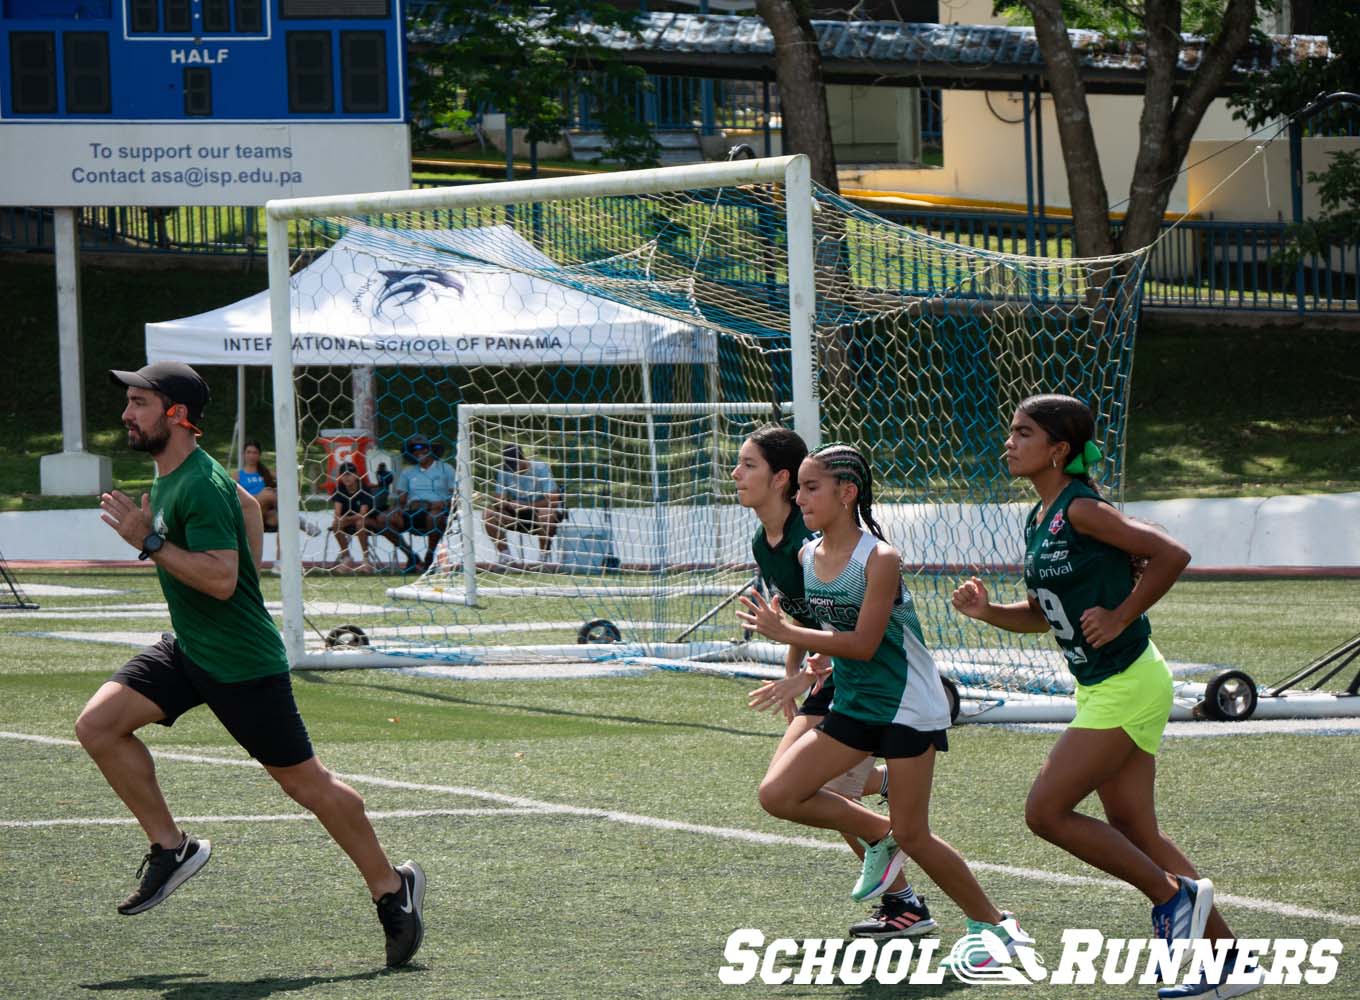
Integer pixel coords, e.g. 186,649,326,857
849,893,938,939
376,861,426,968
117,834,211,915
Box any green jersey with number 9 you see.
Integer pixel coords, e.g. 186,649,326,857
1023,479,1151,686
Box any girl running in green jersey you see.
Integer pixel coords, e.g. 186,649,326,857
734,427,935,940
739,443,1022,971
952,395,1261,999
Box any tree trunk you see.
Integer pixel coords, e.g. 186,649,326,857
755,0,839,192
1117,0,1258,252
1023,1,1115,257
1023,0,1259,258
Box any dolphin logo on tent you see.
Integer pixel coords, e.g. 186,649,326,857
372,268,465,317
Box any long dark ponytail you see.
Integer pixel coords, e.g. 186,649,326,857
808,443,887,542
1018,394,1147,583
747,425,807,503
1017,394,1100,495
242,439,276,489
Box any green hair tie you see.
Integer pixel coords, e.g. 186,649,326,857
1064,440,1104,475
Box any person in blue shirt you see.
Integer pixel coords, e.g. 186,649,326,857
483,444,563,563
236,441,277,530
368,435,456,573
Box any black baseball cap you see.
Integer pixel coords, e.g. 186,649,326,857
110,362,211,424
405,434,431,454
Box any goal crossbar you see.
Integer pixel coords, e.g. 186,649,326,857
265,155,818,665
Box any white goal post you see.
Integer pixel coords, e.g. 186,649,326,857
265,155,819,667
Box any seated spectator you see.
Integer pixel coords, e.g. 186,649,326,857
483,444,564,563
367,435,455,573
236,439,320,553
331,462,374,574
237,440,278,529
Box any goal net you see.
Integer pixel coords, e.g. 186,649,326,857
265,155,1150,715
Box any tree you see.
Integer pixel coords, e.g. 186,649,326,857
1230,3,1360,263
408,1,660,167
999,1,1264,257
754,0,840,191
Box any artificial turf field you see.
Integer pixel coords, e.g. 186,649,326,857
2,569,1358,999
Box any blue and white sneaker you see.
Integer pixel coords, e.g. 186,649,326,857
851,834,905,902
1151,876,1214,943
1157,947,1266,998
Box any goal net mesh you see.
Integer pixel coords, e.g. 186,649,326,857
277,167,1147,697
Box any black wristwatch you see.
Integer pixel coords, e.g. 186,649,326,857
139,532,165,560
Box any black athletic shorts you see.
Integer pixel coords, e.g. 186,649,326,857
113,634,314,768
817,710,948,759
798,679,835,716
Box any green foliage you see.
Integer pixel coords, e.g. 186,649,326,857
1230,5,1360,264
992,1,1272,37
1281,149,1360,264
408,1,660,167
2,572,1360,998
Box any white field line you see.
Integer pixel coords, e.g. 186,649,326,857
0,600,388,620
3,730,1358,930
0,807,540,828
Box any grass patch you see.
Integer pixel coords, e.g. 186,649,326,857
1127,319,1360,498
1,571,1358,998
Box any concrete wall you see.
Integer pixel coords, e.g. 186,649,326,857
7,492,1359,570
1187,135,1360,222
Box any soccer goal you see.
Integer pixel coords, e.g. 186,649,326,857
265,153,1164,718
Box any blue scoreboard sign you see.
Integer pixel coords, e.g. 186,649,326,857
0,0,410,204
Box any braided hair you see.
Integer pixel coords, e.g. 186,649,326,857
807,443,887,542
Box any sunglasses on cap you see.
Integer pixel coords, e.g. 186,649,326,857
410,443,429,452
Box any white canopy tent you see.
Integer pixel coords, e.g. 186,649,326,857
143,224,717,458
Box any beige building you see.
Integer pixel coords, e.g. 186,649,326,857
832,0,1348,223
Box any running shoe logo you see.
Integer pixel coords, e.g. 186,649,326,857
174,839,190,863
399,880,413,914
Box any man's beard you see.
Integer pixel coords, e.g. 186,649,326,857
127,420,171,455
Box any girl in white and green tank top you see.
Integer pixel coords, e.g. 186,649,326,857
740,444,1025,970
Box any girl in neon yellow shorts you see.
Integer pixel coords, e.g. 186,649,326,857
952,394,1262,999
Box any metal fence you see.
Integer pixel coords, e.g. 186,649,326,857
567,75,943,146
3,194,1355,314
870,207,1359,314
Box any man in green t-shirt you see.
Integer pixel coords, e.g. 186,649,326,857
75,362,426,969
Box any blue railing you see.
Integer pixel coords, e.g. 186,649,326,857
566,75,943,149
570,74,773,134
869,207,1358,313
3,196,1355,314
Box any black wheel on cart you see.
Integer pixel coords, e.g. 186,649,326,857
1201,669,1258,721
324,624,369,648
577,619,622,644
